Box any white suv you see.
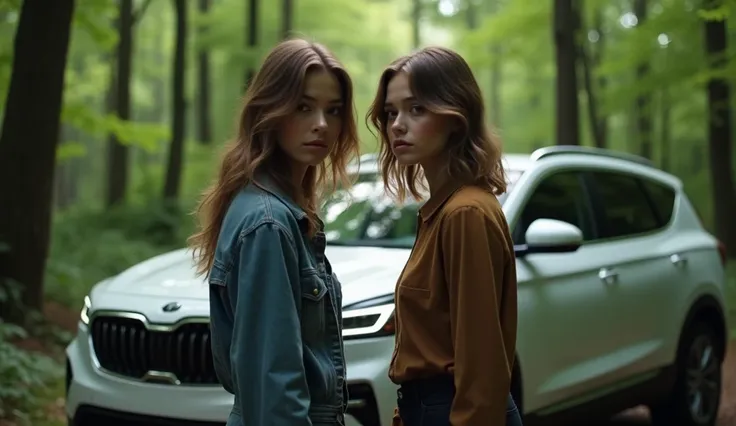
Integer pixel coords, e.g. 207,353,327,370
65,146,730,426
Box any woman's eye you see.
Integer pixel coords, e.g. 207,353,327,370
328,106,342,116
385,110,397,119
410,105,425,114
297,104,311,112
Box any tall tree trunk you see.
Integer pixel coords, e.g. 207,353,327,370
412,0,420,49
659,88,671,171
54,54,86,210
554,0,580,145
465,0,477,29
54,71,73,211
281,0,293,39
634,0,652,159
154,19,167,124
486,0,502,128
163,0,188,201
106,0,134,208
54,128,70,210
197,0,212,145
54,125,77,210
703,1,736,256
0,0,75,322
593,10,608,148
489,51,502,128
244,0,259,88
529,70,543,149
579,39,604,148
691,144,704,174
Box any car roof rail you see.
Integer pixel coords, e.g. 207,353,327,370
530,145,654,167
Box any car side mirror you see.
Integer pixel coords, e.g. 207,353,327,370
516,218,583,256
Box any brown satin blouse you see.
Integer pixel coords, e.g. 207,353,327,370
389,180,518,426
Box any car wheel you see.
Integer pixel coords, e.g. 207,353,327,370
650,321,722,426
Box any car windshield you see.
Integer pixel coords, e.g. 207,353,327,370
321,170,523,248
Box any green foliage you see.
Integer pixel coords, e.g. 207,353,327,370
0,0,732,421
698,1,733,22
727,262,736,338
0,288,68,426
71,0,118,52
0,320,62,423
56,141,87,161
0,1,20,115
45,202,194,309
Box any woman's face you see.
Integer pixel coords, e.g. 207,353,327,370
383,71,455,167
278,69,344,167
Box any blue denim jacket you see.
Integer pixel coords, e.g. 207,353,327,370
208,177,347,426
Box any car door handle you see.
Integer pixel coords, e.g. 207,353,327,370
598,268,619,285
670,253,688,267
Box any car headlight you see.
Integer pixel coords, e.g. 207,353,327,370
342,294,395,340
80,295,91,325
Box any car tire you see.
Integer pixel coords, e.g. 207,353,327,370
650,321,722,426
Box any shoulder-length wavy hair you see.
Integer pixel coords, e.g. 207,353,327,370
189,38,360,277
367,46,506,202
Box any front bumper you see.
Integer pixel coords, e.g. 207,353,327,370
342,335,397,426
65,323,233,424
66,322,397,426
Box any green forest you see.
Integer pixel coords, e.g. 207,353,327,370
0,0,735,424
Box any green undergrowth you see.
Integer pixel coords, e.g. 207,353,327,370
726,263,736,339
2,201,195,424
0,313,68,425
44,201,195,310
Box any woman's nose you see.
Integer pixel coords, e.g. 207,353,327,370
391,116,406,136
312,112,328,133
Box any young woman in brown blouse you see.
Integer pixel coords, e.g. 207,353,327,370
367,46,522,426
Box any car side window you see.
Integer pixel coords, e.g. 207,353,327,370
513,171,595,244
588,172,661,238
640,179,676,226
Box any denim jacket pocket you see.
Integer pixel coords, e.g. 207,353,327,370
300,271,328,342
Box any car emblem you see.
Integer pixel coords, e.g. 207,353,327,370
162,302,181,313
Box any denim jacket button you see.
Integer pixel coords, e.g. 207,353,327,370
312,288,319,296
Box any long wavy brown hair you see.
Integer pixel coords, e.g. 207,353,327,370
189,38,360,277
367,46,506,202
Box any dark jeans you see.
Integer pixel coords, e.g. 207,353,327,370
397,375,523,426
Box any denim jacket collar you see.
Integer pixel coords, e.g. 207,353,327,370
253,173,306,218
252,173,325,232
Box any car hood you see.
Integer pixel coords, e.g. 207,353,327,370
96,245,408,308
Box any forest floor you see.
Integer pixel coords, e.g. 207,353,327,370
611,339,736,426
3,303,736,426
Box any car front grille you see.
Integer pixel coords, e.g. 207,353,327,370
90,314,219,385
72,405,224,426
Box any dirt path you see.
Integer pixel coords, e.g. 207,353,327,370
1,302,78,426
610,340,736,426
43,300,80,333
719,340,736,425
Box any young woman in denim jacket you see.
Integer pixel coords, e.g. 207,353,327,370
188,38,360,426
368,47,522,426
